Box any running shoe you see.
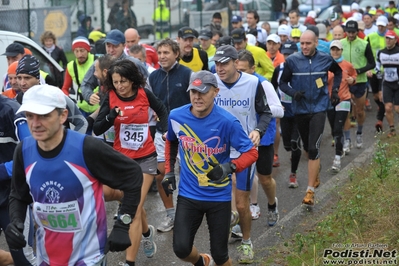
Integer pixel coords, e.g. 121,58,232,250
302,190,315,206
343,139,352,154
375,120,383,133
157,215,174,232
200,253,215,266
237,243,254,264
388,130,396,138
356,133,363,149
267,197,279,226
229,211,240,241
250,204,260,220
231,224,243,239
289,173,299,188
231,210,240,227
142,225,157,258
331,157,341,173
273,154,280,167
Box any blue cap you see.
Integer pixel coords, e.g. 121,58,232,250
231,15,242,23
104,29,125,45
281,41,298,55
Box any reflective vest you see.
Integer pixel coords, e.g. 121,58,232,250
366,32,386,73
366,32,386,59
152,6,170,23
341,37,369,83
67,53,99,113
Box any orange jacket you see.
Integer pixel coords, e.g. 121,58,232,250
328,59,356,101
267,50,285,68
2,89,17,99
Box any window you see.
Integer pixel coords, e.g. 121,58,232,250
259,0,270,11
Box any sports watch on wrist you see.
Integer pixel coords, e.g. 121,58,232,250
119,214,132,225
230,162,237,172
254,128,263,137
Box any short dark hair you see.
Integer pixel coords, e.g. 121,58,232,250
238,50,255,68
388,16,397,24
289,10,300,17
129,44,146,59
247,10,260,23
279,18,288,25
105,59,146,93
212,30,223,38
363,13,373,18
156,38,180,59
97,54,115,72
213,12,222,19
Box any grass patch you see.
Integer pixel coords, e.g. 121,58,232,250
265,134,399,265
66,51,74,62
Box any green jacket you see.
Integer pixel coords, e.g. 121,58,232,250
341,37,374,83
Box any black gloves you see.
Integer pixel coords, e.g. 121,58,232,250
294,91,306,101
162,172,176,196
331,89,340,107
105,221,131,253
106,107,119,123
207,161,234,184
5,221,26,250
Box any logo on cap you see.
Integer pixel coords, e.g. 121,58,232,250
192,79,203,86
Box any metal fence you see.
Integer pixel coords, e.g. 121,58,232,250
0,0,261,50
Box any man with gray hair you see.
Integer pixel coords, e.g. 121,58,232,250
129,44,156,73
5,84,143,266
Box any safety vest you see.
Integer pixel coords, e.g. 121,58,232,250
179,48,203,72
366,32,386,74
341,37,369,83
67,53,99,113
366,32,386,59
153,6,170,23
203,44,216,59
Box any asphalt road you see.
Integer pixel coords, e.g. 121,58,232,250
0,98,381,266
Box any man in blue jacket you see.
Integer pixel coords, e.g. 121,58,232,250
148,38,192,233
280,30,342,206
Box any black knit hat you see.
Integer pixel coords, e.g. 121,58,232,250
16,55,40,79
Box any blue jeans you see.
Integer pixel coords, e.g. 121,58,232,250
274,11,283,21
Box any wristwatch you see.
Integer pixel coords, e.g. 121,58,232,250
119,214,132,225
254,128,264,137
230,162,237,172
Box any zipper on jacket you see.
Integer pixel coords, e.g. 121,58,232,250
309,58,313,114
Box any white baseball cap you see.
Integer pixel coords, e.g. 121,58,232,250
246,34,257,45
278,24,290,36
351,2,359,10
266,34,281,43
330,40,343,50
376,16,388,26
307,10,317,19
17,84,66,115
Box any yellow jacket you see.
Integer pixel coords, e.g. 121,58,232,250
246,44,274,81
